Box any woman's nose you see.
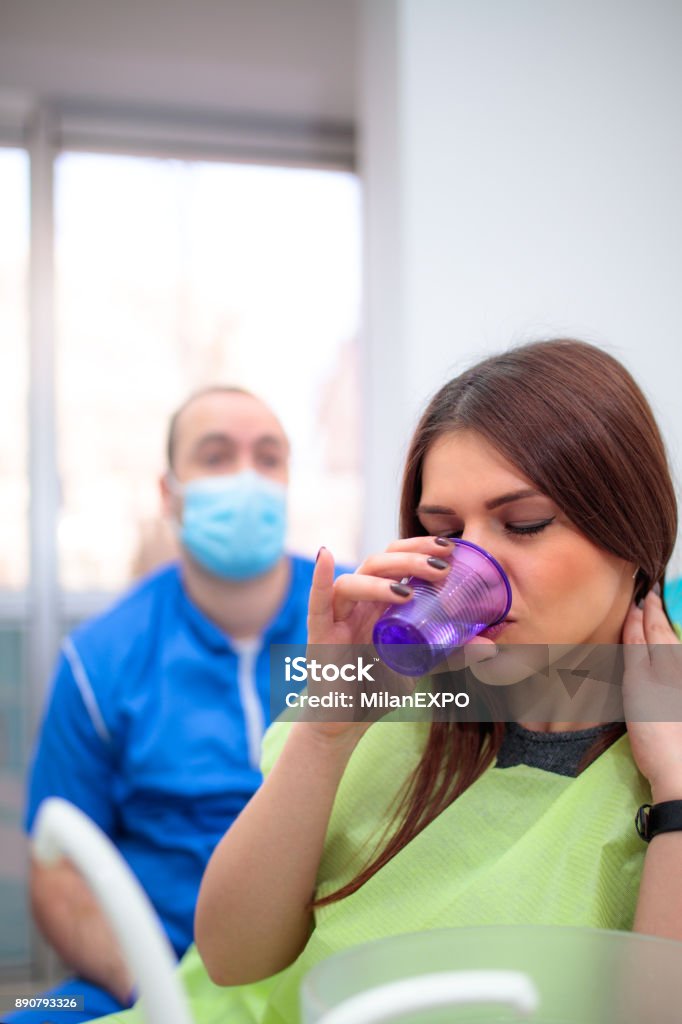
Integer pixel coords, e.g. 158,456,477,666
458,530,511,584
455,539,513,627
459,528,498,559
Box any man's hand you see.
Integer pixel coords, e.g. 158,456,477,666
30,856,135,1006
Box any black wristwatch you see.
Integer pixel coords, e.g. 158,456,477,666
636,801,682,842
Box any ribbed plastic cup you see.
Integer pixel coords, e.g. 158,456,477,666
373,539,512,677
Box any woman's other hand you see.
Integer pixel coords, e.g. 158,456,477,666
623,588,682,802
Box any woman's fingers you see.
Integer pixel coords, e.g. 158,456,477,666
312,537,458,630
622,603,652,713
623,589,682,724
643,587,681,679
330,537,457,623
357,549,453,585
332,571,415,622
307,547,337,642
622,601,647,645
383,536,457,555
643,587,680,641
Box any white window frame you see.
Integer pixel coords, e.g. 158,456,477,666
0,97,356,981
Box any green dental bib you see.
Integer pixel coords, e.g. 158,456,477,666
97,721,649,1024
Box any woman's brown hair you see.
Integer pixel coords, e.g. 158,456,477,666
316,338,678,907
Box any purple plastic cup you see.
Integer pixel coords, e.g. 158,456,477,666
372,539,512,677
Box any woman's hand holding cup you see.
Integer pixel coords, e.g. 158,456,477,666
301,540,496,740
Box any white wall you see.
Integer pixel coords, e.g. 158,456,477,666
361,0,682,572
3,0,681,568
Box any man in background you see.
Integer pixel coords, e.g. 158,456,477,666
8,387,328,1023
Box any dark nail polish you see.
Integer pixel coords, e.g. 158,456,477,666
653,582,661,597
434,536,454,546
637,598,645,610
427,557,449,570
316,546,325,564
390,582,412,597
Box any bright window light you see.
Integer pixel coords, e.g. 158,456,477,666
55,153,362,590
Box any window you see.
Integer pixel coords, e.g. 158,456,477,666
0,148,29,590
0,126,361,979
0,146,30,969
55,153,362,589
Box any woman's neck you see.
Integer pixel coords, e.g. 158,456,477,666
510,642,625,733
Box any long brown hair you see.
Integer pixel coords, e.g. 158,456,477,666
316,339,678,907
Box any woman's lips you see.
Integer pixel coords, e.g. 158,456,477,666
479,619,514,640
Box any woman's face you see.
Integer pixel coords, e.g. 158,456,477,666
417,430,636,646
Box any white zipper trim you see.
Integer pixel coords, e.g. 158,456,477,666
232,638,265,770
62,636,112,744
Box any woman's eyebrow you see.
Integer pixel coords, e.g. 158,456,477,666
416,504,458,516
417,489,542,516
485,488,542,510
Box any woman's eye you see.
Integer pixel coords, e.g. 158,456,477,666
434,517,555,540
504,517,555,537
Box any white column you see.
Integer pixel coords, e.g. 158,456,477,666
357,0,410,555
27,104,60,711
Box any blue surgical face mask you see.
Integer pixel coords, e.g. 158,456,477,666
170,469,287,580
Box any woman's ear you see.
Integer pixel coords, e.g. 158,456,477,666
632,568,649,607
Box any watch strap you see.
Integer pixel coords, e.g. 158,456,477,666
636,800,682,842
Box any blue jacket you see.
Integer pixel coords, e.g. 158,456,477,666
25,556,321,957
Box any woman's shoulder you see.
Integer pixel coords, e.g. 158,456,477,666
260,717,429,780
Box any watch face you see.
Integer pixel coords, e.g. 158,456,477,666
636,801,682,842
635,804,652,841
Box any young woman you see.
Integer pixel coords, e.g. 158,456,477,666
120,339,682,1024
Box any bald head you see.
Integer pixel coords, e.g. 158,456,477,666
166,387,289,485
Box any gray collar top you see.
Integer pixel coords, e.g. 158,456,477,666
496,721,621,777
